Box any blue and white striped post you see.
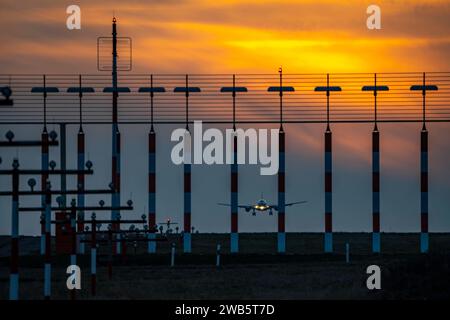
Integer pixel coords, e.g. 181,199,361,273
138,79,166,254
231,133,239,253
420,128,428,253
174,76,201,253
324,128,332,253
315,74,341,253
372,129,380,253
67,78,95,255
278,129,286,253
410,74,438,253
362,77,389,253
183,142,192,253
77,129,85,254
41,129,48,255
148,128,157,253
267,69,294,253
220,78,248,253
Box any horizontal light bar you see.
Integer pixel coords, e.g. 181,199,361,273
31,87,59,93
362,85,389,91
174,87,201,93
410,85,438,91
267,86,295,92
220,87,248,93
314,86,342,92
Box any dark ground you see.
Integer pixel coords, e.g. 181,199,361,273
0,233,449,300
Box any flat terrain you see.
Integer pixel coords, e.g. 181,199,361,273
0,233,449,300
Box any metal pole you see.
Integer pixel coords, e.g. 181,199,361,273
324,76,333,252
372,128,380,253
111,17,121,254
148,75,157,253
171,243,175,267
372,74,381,253
43,180,52,299
77,75,86,255
40,129,49,255
277,68,286,253
60,124,66,208
420,74,429,253
183,75,192,253
9,160,19,300
230,75,238,253
278,130,286,253
91,217,97,296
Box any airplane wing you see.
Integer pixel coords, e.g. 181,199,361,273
285,201,307,206
268,201,307,210
217,203,253,211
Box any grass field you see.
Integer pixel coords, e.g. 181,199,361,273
0,233,449,300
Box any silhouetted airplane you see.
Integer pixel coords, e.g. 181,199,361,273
218,195,306,216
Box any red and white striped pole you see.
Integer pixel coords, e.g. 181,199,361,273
277,68,286,253
231,132,238,253
174,75,201,253
148,75,157,253
324,126,332,253
148,127,156,253
77,75,86,255
221,75,243,253
41,131,48,255
420,126,428,253
315,74,341,253
278,129,286,253
362,75,389,253
410,73,438,253
372,127,380,252
77,128,85,254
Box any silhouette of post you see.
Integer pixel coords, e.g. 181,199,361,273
31,78,59,255
221,76,247,253
112,18,121,254
411,73,438,253
362,75,389,253
278,129,286,253
174,76,200,253
315,74,341,253
231,132,238,252
41,128,48,255
43,180,52,299
268,68,294,253
139,76,166,253
67,75,94,255
10,161,19,300
91,216,97,295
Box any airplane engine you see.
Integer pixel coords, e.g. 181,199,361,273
245,207,251,212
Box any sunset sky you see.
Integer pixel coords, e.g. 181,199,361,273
1,0,450,235
1,0,450,73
